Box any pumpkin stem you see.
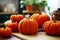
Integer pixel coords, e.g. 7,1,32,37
41,12,45,15
52,15,56,22
36,11,45,15
36,11,41,15
0,23,6,28
25,14,30,19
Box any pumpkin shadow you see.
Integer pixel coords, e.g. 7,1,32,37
0,35,12,38
38,28,43,32
47,34,60,37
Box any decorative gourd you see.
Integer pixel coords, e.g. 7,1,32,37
30,12,50,27
5,20,18,32
0,24,12,37
18,15,38,34
43,15,60,35
10,14,24,22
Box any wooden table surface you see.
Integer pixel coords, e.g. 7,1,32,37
12,32,60,40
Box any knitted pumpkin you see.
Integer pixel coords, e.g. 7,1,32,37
18,15,38,34
10,14,23,22
5,20,18,32
0,24,12,37
43,15,60,35
30,12,50,27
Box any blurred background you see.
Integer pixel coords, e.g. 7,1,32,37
0,0,60,23
0,0,60,13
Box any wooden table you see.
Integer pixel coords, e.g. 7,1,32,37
12,32,60,40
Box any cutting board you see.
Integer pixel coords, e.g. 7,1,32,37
12,32,60,40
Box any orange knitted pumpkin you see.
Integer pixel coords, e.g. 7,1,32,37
10,14,23,22
30,12,50,27
0,24,12,37
5,20,18,32
18,15,38,34
43,15,60,35
43,20,60,35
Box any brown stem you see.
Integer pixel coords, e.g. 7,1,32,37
36,11,41,15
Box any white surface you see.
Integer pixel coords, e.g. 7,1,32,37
4,20,12,25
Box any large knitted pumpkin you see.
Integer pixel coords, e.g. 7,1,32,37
18,15,38,34
5,20,18,32
43,16,60,35
10,14,23,22
30,12,50,27
0,24,12,37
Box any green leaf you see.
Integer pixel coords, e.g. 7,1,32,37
23,0,35,5
42,0,46,1
48,7,50,11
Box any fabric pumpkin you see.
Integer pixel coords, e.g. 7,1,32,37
18,16,38,34
30,12,50,27
0,24,12,37
10,14,23,22
43,20,60,35
5,20,18,32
